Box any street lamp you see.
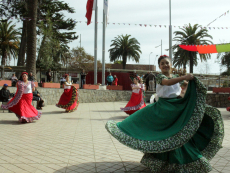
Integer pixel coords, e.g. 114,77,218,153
154,55,158,71
155,40,162,55
149,52,153,71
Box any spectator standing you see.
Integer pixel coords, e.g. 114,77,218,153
143,72,150,91
28,72,35,81
106,73,114,85
46,69,52,82
11,74,18,87
146,72,155,91
80,70,87,89
113,75,118,86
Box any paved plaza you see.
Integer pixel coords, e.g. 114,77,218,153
0,102,230,173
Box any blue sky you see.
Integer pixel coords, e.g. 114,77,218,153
11,0,230,74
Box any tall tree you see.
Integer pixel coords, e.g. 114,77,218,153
26,0,38,80
173,24,213,73
109,34,142,69
69,47,111,72
217,52,230,75
0,20,20,65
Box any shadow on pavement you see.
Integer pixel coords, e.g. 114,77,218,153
0,120,23,125
90,116,129,121
53,161,151,173
61,118,83,120
92,110,123,113
41,111,65,114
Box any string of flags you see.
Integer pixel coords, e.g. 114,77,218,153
74,21,230,29
1,9,229,28
207,10,229,26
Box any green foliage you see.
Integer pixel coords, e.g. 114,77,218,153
114,60,123,64
37,0,78,44
218,52,230,75
0,20,20,65
109,34,142,69
173,23,213,73
223,80,229,87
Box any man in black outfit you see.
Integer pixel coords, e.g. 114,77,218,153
46,69,52,82
80,70,87,89
144,72,150,91
0,84,12,102
28,72,35,81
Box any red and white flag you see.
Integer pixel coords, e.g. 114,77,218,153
85,0,96,25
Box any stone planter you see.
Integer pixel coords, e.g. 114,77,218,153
72,84,79,89
213,87,230,93
0,80,11,87
107,85,123,90
98,85,107,90
34,82,38,87
83,84,99,90
42,83,60,88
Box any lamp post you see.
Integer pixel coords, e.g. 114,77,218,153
154,55,158,71
149,52,153,71
155,40,162,55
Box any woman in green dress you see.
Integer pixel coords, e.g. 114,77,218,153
105,55,224,172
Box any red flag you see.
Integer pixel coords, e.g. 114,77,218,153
85,0,94,25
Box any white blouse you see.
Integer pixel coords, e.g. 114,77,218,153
23,82,33,94
131,84,144,93
156,74,182,98
156,83,181,98
64,82,72,89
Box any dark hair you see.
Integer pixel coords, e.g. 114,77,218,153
158,55,170,65
134,76,140,83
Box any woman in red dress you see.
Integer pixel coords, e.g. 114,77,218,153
120,76,146,115
56,74,79,113
1,72,42,123
113,75,118,86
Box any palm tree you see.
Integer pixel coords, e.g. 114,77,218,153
0,20,20,66
109,34,142,69
173,23,213,73
26,0,38,80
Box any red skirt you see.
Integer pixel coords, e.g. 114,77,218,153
121,89,146,115
56,86,79,112
9,93,41,122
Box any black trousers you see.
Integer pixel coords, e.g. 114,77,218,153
47,77,51,82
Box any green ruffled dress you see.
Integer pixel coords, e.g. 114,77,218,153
105,75,224,173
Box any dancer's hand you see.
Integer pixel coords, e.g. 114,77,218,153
184,74,194,81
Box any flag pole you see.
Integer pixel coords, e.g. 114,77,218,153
102,8,106,86
169,0,172,61
94,0,98,85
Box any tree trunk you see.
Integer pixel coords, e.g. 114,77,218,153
122,56,127,69
189,54,194,73
1,49,6,66
18,20,27,67
26,0,38,81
